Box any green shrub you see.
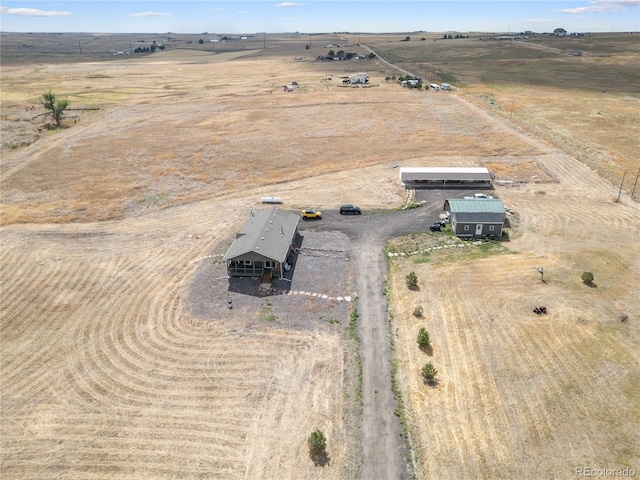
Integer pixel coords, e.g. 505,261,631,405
417,328,430,350
581,271,595,285
307,429,327,456
406,271,418,289
421,362,438,383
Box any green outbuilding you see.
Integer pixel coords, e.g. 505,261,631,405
444,198,506,238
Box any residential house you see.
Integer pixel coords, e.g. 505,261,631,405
223,207,300,279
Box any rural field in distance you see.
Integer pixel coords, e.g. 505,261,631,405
1,31,639,479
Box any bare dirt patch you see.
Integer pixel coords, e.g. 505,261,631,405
484,158,556,184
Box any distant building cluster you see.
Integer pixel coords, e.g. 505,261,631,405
480,28,585,41
316,46,369,61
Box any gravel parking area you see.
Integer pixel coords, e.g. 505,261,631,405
185,230,353,332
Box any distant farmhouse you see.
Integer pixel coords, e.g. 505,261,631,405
400,167,493,188
223,207,299,279
344,73,369,84
444,198,506,238
554,28,567,36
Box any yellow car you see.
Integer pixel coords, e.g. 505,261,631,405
301,209,322,220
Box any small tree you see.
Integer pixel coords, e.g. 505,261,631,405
581,271,595,285
307,429,327,457
421,362,438,383
406,271,418,289
417,328,430,350
41,91,69,127
198,39,204,44
413,306,424,317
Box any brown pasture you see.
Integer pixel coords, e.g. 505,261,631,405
1,32,639,479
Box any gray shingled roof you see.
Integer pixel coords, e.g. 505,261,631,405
445,198,505,214
222,207,300,263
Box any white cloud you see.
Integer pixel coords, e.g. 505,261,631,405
277,2,304,8
127,12,171,18
525,18,555,24
560,0,640,14
235,10,248,15
0,6,72,17
280,17,296,21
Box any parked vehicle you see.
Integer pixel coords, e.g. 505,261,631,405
430,223,442,232
301,209,322,220
340,204,362,215
464,193,494,199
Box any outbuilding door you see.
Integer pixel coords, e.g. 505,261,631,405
475,224,483,236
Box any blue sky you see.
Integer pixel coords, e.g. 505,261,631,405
1,1,638,33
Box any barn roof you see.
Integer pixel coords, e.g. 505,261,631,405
222,207,299,263
444,198,506,214
400,167,492,181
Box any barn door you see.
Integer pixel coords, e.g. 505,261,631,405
475,224,483,236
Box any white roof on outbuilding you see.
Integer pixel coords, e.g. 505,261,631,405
400,167,492,181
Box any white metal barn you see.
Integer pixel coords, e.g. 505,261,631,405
399,167,492,188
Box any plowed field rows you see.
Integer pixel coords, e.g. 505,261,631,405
0,201,359,479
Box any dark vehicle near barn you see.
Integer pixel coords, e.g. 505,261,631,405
340,204,362,215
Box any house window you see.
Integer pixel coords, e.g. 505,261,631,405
489,225,495,231
464,225,470,231
264,261,276,269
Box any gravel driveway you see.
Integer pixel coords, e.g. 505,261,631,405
300,192,458,480
188,188,482,479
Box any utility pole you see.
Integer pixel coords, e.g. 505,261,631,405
78,42,82,54
631,167,640,199
509,98,515,121
616,170,627,202
263,34,266,49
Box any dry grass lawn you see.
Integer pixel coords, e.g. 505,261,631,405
389,154,640,478
1,33,639,479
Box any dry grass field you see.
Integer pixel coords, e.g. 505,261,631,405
1,32,639,479
358,32,640,193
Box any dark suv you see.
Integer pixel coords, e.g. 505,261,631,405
340,205,361,215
